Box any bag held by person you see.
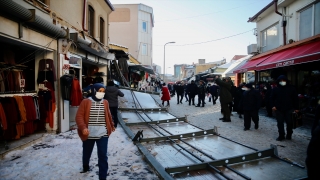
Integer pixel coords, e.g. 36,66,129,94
292,112,303,129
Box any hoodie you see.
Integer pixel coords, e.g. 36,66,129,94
104,86,124,107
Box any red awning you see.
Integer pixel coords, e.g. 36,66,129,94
256,40,320,71
233,55,271,73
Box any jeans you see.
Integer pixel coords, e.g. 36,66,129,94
109,107,119,127
275,109,293,137
83,137,109,179
244,110,259,129
184,92,189,101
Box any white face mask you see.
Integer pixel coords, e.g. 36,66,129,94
95,92,105,99
279,81,286,86
242,88,249,91
264,87,267,90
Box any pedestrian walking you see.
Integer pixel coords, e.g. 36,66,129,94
104,80,124,128
209,82,219,104
234,83,245,118
196,80,206,107
75,83,115,180
239,83,261,131
215,76,232,122
271,75,299,141
175,81,184,104
183,82,189,102
186,80,197,106
161,83,171,107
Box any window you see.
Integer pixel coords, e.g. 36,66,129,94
100,17,105,44
142,44,147,55
299,2,320,40
261,24,279,52
142,21,147,32
88,6,95,36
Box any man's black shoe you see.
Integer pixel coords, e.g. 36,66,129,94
222,119,231,122
255,124,259,129
286,134,292,140
219,117,225,120
276,136,285,141
243,128,249,131
195,105,200,107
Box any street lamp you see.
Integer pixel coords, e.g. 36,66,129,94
164,41,175,82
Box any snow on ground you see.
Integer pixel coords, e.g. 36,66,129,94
0,127,159,180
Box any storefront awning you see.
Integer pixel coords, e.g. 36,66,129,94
256,40,320,71
129,65,155,74
233,55,272,73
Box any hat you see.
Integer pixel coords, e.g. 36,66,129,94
277,75,288,81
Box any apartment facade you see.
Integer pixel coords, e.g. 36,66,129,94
234,0,320,88
109,4,154,66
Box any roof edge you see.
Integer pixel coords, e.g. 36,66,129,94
247,1,274,22
104,0,115,11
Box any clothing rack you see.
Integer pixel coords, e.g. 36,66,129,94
0,91,37,97
0,90,37,94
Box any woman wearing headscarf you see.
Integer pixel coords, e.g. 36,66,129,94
75,83,115,180
161,83,171,106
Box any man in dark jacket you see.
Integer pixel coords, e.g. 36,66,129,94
271,75,299,141
215,76,232,122
183,82,189,102
175,82,184,104
104,80,124,128
196,80,206,107
239,83,261,130
186,80,197,106
209,83,219,104
305,104,320,179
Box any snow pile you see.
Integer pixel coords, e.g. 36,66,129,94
0,127,159,180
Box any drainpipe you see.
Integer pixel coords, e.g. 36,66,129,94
82,0,88,32
274,0,286,45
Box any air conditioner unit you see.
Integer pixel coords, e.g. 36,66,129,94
253,28,258,36
247,44,258,54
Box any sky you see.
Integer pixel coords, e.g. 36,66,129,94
109,0,272,75
0,127,158,180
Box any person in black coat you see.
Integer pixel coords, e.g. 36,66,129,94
305,104,320,179
209,83,219,105
239,83,261,130
183,82,189,102
175,82,184,104
234,83,246,118
271,75,299,141
186,80,197,106
265,83,273,117
196,80,206,107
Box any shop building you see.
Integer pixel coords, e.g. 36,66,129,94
233,0,320,91
0,0,115,146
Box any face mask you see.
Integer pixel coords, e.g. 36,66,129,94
279,81,286,86
95,92,105,99
242,88,249,91
264,87,267,90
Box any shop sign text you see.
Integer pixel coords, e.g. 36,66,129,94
276,60,295,67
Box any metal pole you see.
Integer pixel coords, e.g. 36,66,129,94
163,42,175,82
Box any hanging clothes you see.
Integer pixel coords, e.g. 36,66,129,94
37,71,55,91
0,103,7,131
22,96,37,135
38,59,57,81
0,73,5,92
70,78,83,106
1,97,20,139
37,95,47,131
60,74,73,100
13,96,27,123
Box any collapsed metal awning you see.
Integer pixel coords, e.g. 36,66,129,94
129,65,155,74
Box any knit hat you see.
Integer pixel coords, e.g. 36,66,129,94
91,83,105,101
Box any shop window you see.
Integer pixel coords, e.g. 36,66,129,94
100,17,105,44
88,6,95,37
142,21,147,32
142,44,147,55
261,24,279,52
299,2,320,40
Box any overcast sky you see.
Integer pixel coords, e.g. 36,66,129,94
110,0,271,74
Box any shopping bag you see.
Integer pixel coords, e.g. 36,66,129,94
292,112,303,129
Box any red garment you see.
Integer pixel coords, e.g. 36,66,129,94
161,86,171,101
70,78,83,106
22,96,37,121
0,103,7,130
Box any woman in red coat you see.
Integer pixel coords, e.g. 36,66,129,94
161,83,171,107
